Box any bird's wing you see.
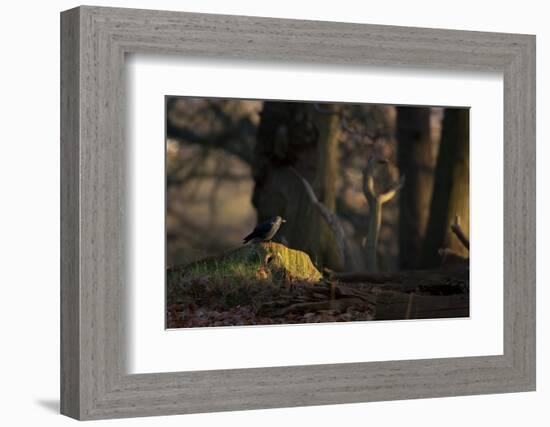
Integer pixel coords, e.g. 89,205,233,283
253,220,273,235
243,220,272,242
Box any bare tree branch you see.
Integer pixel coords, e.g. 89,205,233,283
166,116,256,165
362,157,378,203
362,155,405,271
450,215,470,250
289,167,348,268
378,175,406,204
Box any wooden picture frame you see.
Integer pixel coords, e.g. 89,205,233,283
60,5,536,420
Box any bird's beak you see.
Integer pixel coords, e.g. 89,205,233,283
282,219,287,223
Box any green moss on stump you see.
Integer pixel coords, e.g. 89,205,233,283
267,242,323,281
169,242,322,284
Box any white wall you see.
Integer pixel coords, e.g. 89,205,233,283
0,0,547,425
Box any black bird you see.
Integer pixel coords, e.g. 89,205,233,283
243,216,286,244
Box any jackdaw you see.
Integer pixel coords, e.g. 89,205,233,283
243,216,286,244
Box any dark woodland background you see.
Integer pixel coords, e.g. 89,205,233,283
166,97,469,274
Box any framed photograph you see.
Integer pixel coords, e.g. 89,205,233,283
61,6,536,420
164,97,471,329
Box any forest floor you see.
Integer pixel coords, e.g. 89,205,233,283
166,241,469,328
166,280,375,328
166,268,469,328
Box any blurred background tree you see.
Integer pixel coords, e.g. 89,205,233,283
421,108,470,267
396,106,435,270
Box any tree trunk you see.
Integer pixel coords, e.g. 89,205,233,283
396,107,434,269
252,102,344,270
366,199,382,271
312,104,343,269
421,108,470,268
313,104,340,209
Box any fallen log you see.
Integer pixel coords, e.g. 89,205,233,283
327,268,469,296
375,291,469,320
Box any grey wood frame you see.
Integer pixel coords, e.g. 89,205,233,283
60,5,536,420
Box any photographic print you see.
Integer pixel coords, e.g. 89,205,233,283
166,97,469,329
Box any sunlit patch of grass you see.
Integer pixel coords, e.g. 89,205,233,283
166,242,323,312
